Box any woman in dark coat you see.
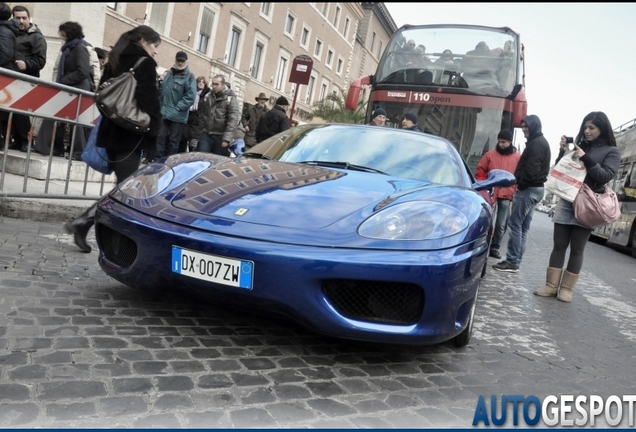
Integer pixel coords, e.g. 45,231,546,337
178,76,210,153
0,2,18,69
534,112,621,303
64,25,162,253
35,21,92,158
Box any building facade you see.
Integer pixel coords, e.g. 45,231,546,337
22,2,396,124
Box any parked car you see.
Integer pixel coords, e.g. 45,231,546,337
94,124,515,347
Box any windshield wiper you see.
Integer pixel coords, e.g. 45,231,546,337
300,161,387,175
242,152,273,160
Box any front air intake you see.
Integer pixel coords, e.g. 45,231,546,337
95,224,138,268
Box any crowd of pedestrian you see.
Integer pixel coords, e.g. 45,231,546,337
0,3,295,164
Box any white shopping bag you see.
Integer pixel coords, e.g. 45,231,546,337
545,151,587,202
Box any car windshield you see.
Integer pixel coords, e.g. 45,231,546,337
245,125,467,186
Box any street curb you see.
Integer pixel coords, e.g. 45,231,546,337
0,198,91,223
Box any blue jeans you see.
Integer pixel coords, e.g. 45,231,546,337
155,120,186,159
505,186,544,266
198,132,230,157
491,198,511,250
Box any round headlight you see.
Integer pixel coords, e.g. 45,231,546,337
358,201,469,240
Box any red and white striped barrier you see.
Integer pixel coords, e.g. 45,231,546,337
0,69,98,126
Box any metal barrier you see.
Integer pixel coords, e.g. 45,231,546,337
0,67,114,201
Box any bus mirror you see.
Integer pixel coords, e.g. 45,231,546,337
512,86,527,127
345,76,372,111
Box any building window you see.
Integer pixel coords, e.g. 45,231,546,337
300,26,310,47
321,3,329,16
275,56,288,90
319,83,328,102
306,75,316,104
336,58,343,75
261,3,270,15
198,7,214,54
251,42,264,79
106,3,117,10
326,49,334,68
370,32,376,52
285,13,295,36
333,6,341,27
149,3,168,34
378,40,383,58
343,17,350,38
314,39,322,58
227,27,241,67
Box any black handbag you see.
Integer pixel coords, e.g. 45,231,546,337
95,57,151,135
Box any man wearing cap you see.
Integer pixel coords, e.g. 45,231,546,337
368,108,387,127
475,129,521,259
255,96,290,143
242,92,269,149
198,74,240,157
149,50,196,161
401,112,421,132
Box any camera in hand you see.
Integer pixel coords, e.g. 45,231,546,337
565,136,574,144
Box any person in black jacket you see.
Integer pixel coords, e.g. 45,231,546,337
534,112,620,302
401,111,421,132
493,114,551,273
0,2,17,69
255,96,290,143
178,76,209,153
0,2,18,146
64,25,162,253
35,21,92,159
10,5,47,152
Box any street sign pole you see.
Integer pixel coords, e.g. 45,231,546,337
288,55,313,128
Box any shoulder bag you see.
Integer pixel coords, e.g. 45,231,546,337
544,151,587,202
573,183,621,229
95,57,150,135
81,116,113,175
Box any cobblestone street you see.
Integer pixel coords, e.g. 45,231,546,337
1,212,636,427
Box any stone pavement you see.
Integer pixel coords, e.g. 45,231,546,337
1,210,636,427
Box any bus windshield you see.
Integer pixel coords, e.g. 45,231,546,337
376,25,519,97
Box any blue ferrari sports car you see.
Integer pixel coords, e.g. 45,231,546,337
94,124,515,347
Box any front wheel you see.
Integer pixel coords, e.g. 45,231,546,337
455,284,480,347
631,227,636,259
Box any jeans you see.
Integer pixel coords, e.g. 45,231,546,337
505,186,544,266
155,120,186,159
491,198,511,250
198,132,230,157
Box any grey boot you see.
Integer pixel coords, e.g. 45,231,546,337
533,267,563,297
557,270,579,303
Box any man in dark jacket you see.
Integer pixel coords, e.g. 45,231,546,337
242,92,269,149
0,2,17,147
198,74,240,156
401,111,421,132
493,114,551,273
255,96,290,143
150,51,196,160
11,5,47,151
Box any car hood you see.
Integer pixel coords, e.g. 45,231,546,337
109,154,489,250
170,157,423,230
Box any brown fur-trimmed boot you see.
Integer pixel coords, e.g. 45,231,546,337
533,267,563,297
557,270,579,303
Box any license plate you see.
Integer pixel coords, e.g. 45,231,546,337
171,246,253,290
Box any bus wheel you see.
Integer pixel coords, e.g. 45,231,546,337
631,228,636,259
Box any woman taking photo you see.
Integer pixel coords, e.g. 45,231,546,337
534,112,621,302
64,25,162,253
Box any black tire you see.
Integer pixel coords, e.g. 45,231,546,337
589,234,608,245
631,227,636,259
455,284,480,348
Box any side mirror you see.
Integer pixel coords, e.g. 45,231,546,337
472,169,516,191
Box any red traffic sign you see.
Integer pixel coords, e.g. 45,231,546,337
289,55,313,85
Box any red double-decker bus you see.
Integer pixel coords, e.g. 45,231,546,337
346,24,527,173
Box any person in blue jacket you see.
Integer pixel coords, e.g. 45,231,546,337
149,50,196,161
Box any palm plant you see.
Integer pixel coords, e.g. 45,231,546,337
308,89,367,124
